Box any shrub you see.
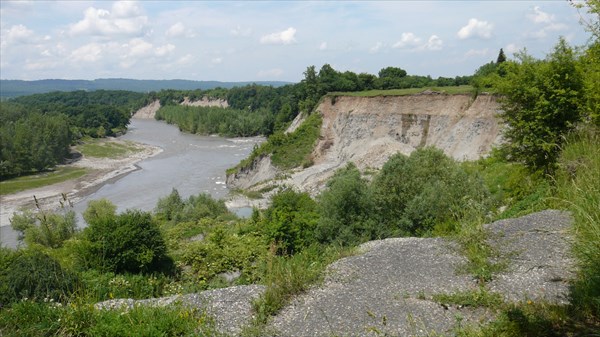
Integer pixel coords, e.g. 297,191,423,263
84,202,174,275
11,206,77,249
258,189,319,255
316,163,377,245
371,147,490,236
0,248,77,305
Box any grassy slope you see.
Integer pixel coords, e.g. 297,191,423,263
0,167,88,195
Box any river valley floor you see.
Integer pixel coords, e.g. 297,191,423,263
0,138,162,236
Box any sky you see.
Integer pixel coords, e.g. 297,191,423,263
0,0,594,82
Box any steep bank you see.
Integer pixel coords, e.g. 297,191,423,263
132,97,229,120
227,92,502,193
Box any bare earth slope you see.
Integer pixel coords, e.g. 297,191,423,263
227,93,502,193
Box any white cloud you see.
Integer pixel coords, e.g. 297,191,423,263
319,42,328,51
393,32,421,48
457,18,493,39
69,2,148,36
257,68,284,78
177,54,193,65
260,27,296,45
423,35,443,50
525,6,567,40
166,22,185,37
465,48,490,57
505,43,520,54
155,43,175,56
70,43,104,62
527,6,553,24
211,57,223,64
231,25,252,37
2,24,34,45
124,38,153,58
369,42,383,54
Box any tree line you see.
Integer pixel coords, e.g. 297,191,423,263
0,90,148,178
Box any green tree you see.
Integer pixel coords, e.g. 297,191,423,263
316,163,376,245
259,189,319,255
11,200,77,249
496,38,584,170
371,148,489,235
84,204,174,274
496,48,507,63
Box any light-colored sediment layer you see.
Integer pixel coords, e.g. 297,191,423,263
0,138,162,227
181,96,229,108
227,93,503,196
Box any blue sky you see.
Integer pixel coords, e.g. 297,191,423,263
0,1,593,82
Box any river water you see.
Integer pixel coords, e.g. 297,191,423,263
0,119,262,248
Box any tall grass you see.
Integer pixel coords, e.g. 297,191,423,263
554,126,600,318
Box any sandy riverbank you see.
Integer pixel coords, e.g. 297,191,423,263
0,138,162,228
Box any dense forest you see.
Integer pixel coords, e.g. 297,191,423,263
1,1,599,334
0,90,147,177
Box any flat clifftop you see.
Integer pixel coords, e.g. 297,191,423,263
228,93,503,193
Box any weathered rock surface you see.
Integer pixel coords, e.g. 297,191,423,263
267,210,574,336
269,238,482,337
96,285,265,336
486,210,575,304
94,210,574,336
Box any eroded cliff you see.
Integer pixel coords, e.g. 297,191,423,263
227,92,502,193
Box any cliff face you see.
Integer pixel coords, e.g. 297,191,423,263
314,93,501,168
227,93,503,193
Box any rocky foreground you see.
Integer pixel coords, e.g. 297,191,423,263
97,210,574,336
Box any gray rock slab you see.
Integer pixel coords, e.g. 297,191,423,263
96,284,265,336
269,237,481,337
485,210,575,304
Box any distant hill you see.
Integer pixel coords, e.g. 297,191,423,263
0,78,292,99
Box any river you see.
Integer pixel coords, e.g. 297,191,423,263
0,118,262,248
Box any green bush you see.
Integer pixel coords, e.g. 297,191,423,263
258,189,319,255
11,207,77,248
371,147,490,236
179,224,267,287
83,201,174,275
155,190,234,223
316,163,377,245
0,248,77,305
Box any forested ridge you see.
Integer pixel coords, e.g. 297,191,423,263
0,90,147,177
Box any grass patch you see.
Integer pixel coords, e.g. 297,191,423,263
245,244,353,334
76,139,140,158
0,300,218,337
455,219,506,284
0,167,88,195
456,301,598,337
432,287,504,309
228,112,322,175
328,85,474,97
553,126,600,318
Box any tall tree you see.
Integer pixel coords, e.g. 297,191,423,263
496,48,507,63
496,38,584,170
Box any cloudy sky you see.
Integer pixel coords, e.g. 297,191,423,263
0,1,593,82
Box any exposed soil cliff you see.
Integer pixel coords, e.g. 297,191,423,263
227,92,502,194
132,97,229,120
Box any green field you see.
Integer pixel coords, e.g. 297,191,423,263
0,167,88,195
328,85,475,97
75,139,139,158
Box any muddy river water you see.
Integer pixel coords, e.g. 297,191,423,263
0,118,262,248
